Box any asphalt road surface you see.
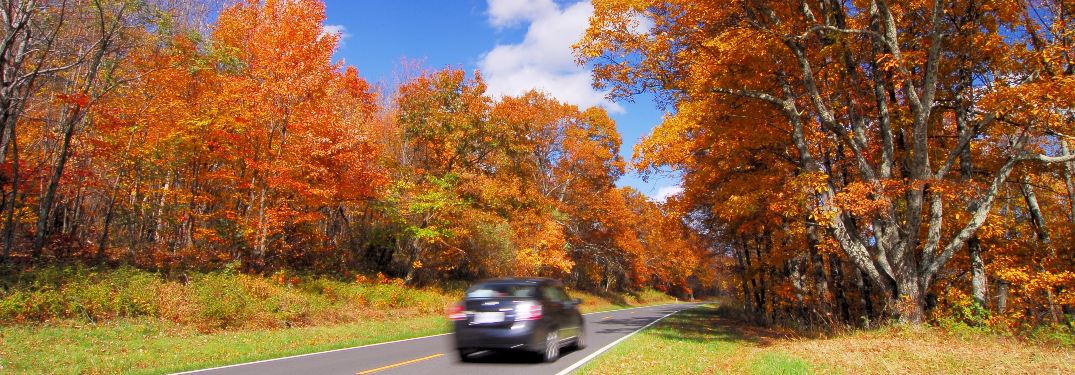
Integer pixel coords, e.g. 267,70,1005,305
176,303,699,375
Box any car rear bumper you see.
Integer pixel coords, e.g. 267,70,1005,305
453,321,546,351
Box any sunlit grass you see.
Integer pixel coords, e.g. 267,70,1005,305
579,304,809,374
1,315,448,375
783,324,1075,374
580,304,1075,374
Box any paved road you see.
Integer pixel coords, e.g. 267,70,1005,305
177,303,698,375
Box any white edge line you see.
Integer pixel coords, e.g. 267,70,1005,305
170,333,452,374
170,302,687,374
553,303,700,375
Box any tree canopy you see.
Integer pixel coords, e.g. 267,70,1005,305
580,0,1075,325
0,0,711,298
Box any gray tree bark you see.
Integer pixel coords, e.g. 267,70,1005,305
33,1,129,256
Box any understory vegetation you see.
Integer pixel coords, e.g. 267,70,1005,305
0,265,453,330
0,265,674,330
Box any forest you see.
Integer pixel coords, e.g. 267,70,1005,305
2,0,1074,335
0,0,710,300
580,0,1075,328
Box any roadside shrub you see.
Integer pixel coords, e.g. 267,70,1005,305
193,272,254,329
633,288,676,305
0,288,65,322
0,265,675,331
156,281,197,324
1029,325,1075,347
69,267,160,319
0,266,162,323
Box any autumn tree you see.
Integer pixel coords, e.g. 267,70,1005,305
580,0,1075,322
380,69,707,292
0,0,710,302
0,0,150,257
0,0,384,273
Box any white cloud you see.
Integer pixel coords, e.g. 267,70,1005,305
629,12,654,36
480,0,622,113
487,0,558,28
652,185,683,203
323,24,351,41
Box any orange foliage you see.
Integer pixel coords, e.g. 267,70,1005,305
0,0,710,300
581,0,1075,325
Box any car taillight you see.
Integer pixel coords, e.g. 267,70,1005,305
447,303,466,320
515,302,542,321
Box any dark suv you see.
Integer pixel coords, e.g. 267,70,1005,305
449,278,585,362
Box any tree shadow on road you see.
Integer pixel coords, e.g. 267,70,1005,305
642,304,794,347
458,345,589,364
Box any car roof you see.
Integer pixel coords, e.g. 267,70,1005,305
472,277,561,286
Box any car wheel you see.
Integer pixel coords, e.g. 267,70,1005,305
570,326,586,350
542,330,560,362
457,349,476,362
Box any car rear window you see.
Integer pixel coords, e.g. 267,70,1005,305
465,284,538,298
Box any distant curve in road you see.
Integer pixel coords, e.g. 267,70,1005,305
175,303,699,375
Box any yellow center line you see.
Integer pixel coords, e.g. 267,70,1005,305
601,316,612,320
356,353,443,375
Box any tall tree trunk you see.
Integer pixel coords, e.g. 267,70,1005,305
968,238,987,307
253,185,268,264
1020,177,1061,323
810,244,832,323
98,187,117,260
33,110,80,256
31,1,122,256
857,269,875,328
1062,142,1075,224
829,255,851,323
958,107,988,308
2,120,18,258
735,243,755,316
1061,142,1075,323
153,176,171,244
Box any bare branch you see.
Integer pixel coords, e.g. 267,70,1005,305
798,24,885,42
1020,153,1075,164
709,87,785,106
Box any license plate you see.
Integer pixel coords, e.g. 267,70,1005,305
472,312,505,323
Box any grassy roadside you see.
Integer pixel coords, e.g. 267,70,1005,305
579,304,1075,375
0,266,678,374
1,314,449,375
0,292,674,375
573,288,677,314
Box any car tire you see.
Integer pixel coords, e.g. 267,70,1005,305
570,326,586,350
542,330,560,362
457,349,476,362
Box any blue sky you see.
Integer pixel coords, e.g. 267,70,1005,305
322,0,681,200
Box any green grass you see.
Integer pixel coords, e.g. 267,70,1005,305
747,352,811,374
0,315,448,375
578,304,810,375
